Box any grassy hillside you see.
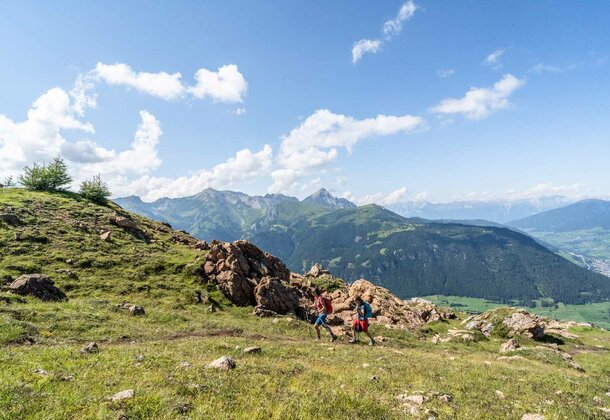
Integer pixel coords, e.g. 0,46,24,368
2,190,610,418
0,189,200,298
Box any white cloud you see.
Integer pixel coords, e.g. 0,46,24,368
382,1,417,39
0,87,95,179
431,74,525,119
92,62,247,102
190,64,247,103
119,144,273,201
342,186,409,206
269,109,424,193
233,107,247,116
483,49,505,69
352,39,382,64
437,69,455,78
352,1,417,64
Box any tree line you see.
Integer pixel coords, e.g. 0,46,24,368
0,157,111,204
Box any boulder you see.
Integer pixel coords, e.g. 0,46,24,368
465,308,545,339
111,389,135,402
304,263,331,278
100,231,111,242
195,241,210,251
81,342,99,354
500,338,520,353
129,305,145,316
8,274,67,301
110,216,150,242
207,356,236,370
0,213,23,226
203,240,301,313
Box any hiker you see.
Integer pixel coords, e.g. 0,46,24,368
311,288,338,342
350,296,376,345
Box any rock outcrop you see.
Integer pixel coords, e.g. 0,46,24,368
8,274,68,301
203,240,307,315
465,308,546,339
327,280,456,332
110,215,150,242
304,263,331,278
0,212,23,226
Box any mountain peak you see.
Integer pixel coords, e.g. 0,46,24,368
303,188,356,209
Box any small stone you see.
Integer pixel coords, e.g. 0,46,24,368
206,356,236,370
438,394,452,403
593,396,603,405
340,384,345,389
179,361,192,369
243,346,262,354
483,361,492,365
431,335,440,345
521,415,545,420
135,355,144,362
128,305,145,316
599,408,610,414
176,403,194,414
81,342,99,355
555,390,563,396
369,375,378,381
60,375,74,381
100,231,111,242
327,347,335,352
33,368,49,376
495,390,506,399
405,394,426,405
111,389,134,402
362,363,370,368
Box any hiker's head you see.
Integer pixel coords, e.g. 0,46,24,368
312,287,321,296
354,296,363,304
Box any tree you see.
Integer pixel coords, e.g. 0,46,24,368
19,157,73,191
0,176,15,188
79,174,111,204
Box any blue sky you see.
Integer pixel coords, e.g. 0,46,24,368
1,1,609,203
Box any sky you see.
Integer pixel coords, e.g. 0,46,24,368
1,1,609,204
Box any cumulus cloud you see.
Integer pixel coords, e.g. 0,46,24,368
118,144,273,201
352,39,382,64
382,1,417,39
0,87,95,179
483,49,505,69
269,109,424,193
342,186,409,206
92,62,247,102
430,74,525,119
352,1,417,64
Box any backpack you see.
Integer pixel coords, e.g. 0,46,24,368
363,301,374,318
322,297,333,314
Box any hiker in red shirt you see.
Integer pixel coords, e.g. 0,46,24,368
311,287,338,342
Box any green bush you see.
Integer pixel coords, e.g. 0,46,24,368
19,157,72,191
79,175,111,204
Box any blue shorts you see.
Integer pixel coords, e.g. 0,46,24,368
314,314,328,326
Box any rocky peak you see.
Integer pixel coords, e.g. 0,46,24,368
302,188,356,210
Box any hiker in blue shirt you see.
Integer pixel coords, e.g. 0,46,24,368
349,296,376,345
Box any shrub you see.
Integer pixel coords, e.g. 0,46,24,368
0,176,15,188
19,157,72,191
79,175,111,204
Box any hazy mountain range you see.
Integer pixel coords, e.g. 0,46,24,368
388,196,573,224
115,189,610,304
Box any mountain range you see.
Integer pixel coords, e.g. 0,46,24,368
508,199,610,276
388,196,573,224
115,188,610,305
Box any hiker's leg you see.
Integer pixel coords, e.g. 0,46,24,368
314,324,321,339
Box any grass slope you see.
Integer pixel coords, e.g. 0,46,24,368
1,190,610,418
0,189,200,298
